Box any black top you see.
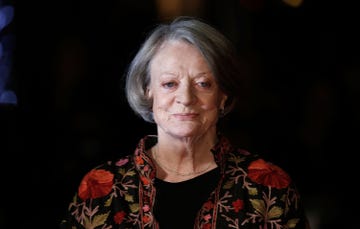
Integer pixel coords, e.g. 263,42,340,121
154,167,221,229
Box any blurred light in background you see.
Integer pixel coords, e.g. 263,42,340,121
0,1,16,105
282,0,303,8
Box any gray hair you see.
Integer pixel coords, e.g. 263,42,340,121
125,16,243,123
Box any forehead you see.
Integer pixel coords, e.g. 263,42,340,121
150,40,211,73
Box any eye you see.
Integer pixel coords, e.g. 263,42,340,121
162,81,177,89
197,81,211,88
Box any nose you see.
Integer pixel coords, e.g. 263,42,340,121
176,83,196,105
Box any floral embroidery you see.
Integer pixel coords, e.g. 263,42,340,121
143,215,151,223
78,169,114,200
115,158,129,166
203,214,212,221
60,135,308,229
202,223,211,229
232,198,244,212
247,158,291,189
140,175,151,185
203,200,214,211
114,211,126,224
143,205,150,212
135,155,144,165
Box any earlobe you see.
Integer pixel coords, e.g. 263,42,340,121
220,95,228,109
219,95,227,117
146,87,152,98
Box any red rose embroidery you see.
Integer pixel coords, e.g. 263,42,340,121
201,223,211,229
232,198,244,213
143,215,151,224
114,211,126,224
135,155,144,165
203,201,214,211
78,169,114,200
140,176,150,185
248,159,291,189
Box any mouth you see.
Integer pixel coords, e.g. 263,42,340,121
172,113,199,120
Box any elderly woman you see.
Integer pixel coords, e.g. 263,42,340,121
60,16,310,229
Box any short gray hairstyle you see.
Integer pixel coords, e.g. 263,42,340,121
125,16,243,123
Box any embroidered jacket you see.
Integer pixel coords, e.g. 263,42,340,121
60,135,310,229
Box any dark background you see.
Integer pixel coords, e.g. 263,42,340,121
2,0,358,228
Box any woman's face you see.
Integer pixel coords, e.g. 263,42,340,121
148,40,227,139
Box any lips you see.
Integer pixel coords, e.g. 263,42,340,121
172,113,199,120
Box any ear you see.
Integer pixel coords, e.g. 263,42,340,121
220,94,228,109
146,87,153,98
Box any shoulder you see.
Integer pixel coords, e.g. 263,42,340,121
221,149,308,228
225,147,259,167
76,155,137,200
84,154,136,179
227,148,294,189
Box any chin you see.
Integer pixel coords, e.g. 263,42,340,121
169,129,203,138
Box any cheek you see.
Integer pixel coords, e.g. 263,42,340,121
202,95,222,110
202,103,218,112
153,94,172,110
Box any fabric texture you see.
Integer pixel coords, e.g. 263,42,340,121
60,134,310,229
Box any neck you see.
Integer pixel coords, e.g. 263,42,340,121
151,144,217,182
